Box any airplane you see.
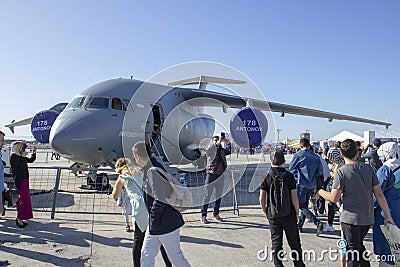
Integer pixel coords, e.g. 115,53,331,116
4,76,391,188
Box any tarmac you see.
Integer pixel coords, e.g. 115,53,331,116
1,206,379,267
0,150,381,266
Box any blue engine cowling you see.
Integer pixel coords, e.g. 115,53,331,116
31,110,59,144
230,107,268,148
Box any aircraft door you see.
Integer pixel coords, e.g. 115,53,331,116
148,104,164,151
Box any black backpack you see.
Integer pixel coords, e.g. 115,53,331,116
269,173,291,218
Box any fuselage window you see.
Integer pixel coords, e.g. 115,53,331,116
65,96,86,110
112,98,125,111
86,97,109,109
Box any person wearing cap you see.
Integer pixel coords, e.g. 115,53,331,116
361,138,383,172
10,141,36,228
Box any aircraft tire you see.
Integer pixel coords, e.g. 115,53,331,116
95,173,110,190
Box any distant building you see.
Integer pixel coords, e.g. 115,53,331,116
300,132,310,140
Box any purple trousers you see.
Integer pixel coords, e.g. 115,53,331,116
17,179,33,220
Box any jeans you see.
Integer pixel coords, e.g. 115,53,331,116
201,173,224,217
341,223,371,267
141,228,190,267
322,179,336,226
316,178,331,214
132,223,171,267
269,217,306,267
297,185,320,228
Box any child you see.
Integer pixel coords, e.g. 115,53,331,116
117,187,133,232
259,150,305,267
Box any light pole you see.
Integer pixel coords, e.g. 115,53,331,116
277,129,282,144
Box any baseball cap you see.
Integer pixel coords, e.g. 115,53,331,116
372,138,382,146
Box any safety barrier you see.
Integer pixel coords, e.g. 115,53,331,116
3,158,288,219
4,166,120,219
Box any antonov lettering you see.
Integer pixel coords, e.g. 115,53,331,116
119,131,143,138
32,126,52,132
235,126,263,132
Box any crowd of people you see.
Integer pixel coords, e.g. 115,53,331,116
1,131,400,266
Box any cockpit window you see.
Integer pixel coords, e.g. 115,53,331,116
65,96,86,110
112,98,125,111
123,99,133,112
86,97,109,109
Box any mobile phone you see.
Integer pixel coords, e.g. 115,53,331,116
220,132,226,139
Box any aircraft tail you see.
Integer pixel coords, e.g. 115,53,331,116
168,75,246,89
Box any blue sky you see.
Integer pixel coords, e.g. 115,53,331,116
1,1,399,141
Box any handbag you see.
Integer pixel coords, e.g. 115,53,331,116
380,224,400,266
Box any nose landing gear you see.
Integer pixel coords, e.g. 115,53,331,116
85,171,110,191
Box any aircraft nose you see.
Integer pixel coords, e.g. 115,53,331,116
49,117,95,157
49,127,70,156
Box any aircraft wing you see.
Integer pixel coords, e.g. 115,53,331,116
5,117,33,133
4,102,68,134
178,89,391,128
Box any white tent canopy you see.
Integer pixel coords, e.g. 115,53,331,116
328,130,363,142
328,130,400,143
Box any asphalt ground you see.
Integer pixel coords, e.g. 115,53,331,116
0,206,379,267
0,150,382,266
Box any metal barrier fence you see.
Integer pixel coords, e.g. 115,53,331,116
4,166,121,219
3,161,283,219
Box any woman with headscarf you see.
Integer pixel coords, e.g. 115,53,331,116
374,142,400,267
10,141,36,228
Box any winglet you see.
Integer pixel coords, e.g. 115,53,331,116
7,120,15,134
168,76,246,88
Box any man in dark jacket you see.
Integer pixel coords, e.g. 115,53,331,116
361,138,383,172
201,135,231,224
132,141,190,267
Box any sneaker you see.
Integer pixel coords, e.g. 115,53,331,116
213,214,222,222
305,218,311,223
316,222,325,236
0,260,9,266
323,225,336,232
201,216,208,224
126,225,132,232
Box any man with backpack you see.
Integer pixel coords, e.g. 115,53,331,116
132,141,190,267
260,149,305,267
289,138,325,236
